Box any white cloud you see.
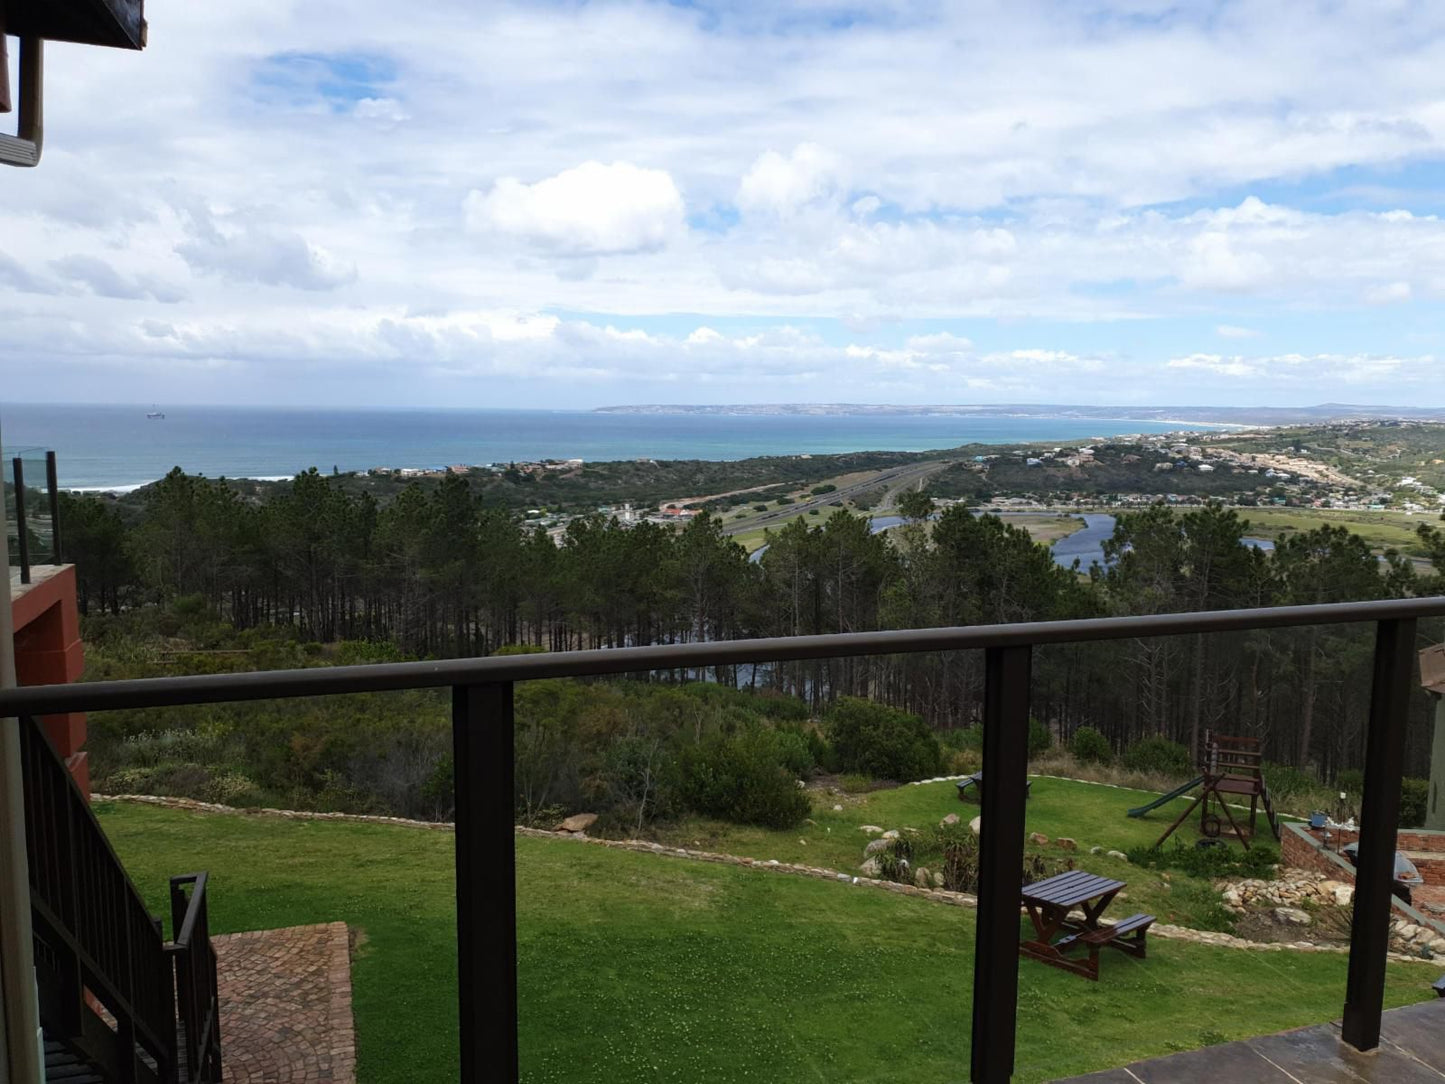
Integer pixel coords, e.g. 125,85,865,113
1365,281,1412,304
737,143,842,216
1168,351,1430,384
465,161,685,255
1216,324,1261,339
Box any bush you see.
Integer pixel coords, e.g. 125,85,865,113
1261,761,1319,807
1126,840,1278,881
1028,718,1053,757
1122,735,1191,777
1070,726,1112,765
810,484,838,495
681,728,810,829
824,697,944,781
1336,768,1364,795
1401,777,1428,828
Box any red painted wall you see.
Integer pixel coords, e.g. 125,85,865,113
11,566,88,796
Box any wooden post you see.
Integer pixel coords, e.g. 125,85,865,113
971,644,1032,1084
452,682,519,1083
1342,618,1415,1051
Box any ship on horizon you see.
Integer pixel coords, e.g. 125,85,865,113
146,405,165,419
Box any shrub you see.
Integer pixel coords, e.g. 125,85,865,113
1070,726,1112,765
1401,777,1428,828
1126,840,1278,881
810,484,838,495
1261,761,1319,808
1335,768,1363,795
681,728,810,829
824,697,944,781
1122,735,1191,777
1028,718,1053,757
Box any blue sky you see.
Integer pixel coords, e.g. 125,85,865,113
2,0,1445,410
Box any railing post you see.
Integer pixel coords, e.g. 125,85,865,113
1342,617,1416,1051
452,682,518,1083
11,457,30,585
971,644,1032,1084
46,450,60,563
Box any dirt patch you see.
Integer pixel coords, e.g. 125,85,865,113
1232,905,1352,946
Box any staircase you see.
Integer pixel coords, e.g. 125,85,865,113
19,715,222,1084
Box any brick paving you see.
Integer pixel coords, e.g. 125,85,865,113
212,922,356,1084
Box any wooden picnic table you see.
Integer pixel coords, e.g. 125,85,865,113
1019,869,1154,981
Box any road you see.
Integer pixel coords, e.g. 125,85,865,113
720,460,949,536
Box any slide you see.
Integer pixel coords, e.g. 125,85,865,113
1126,776,1205,818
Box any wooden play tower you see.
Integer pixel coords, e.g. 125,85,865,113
1154,730,1281,850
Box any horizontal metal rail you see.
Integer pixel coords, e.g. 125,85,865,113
2,596,1443,716
4,595,1444,1082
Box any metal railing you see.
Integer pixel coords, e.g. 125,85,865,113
19,714,177,1082
4,595,1445,1082
4,448,61,585
167,874,222,1084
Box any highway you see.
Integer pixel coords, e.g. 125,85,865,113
721,460,949,536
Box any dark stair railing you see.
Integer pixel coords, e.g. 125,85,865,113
19,715,220,1084
167,874,221,1084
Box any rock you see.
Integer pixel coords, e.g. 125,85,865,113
1396,923,1422,942
1055,837,1077,852
833,804,844,812
940,813,960,828
1089,845,1103,855
1332,886,1354,907
865,838,894,856
883,829,900,839
1273,907,1312,927
860,857,882,877
860,825,884,834
1029,832,1050,846
556,812,598,833
1429,939,1445,956
932,872,945,888
914,866,932,888
1106,850,1129,862
969,816,982,836
798,839,807,846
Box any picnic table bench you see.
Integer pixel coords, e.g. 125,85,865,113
955,771,1031,801
1019,869,1154,981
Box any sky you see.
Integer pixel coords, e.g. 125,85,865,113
2,0,1445,410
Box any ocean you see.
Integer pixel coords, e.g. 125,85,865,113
1,403,1196,491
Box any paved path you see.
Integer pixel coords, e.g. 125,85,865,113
214,922,356,1084
1056,997,1445,1082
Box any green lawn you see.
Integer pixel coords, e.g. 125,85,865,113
1241,507,1430,555
653,776,1286,929
96,800,1434,1083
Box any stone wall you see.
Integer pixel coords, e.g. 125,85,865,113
1280,823,1445,936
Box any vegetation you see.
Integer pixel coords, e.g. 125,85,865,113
64,472,1445,826
98,801,1438,1084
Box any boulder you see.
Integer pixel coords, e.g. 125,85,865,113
931,871,945,888
1029,832,1049,846
860,857,882,877
1273,907,1312,927
864,838,894,856
882,829,900,839
1106,850,1129,862
1055,837,1077,852
969,816,982,836
556,812,598,833
1332,885,1354,907
1089,845,1103,855
940,813,960,828
833,804,844,812
860,825,884,834
914,866,932,888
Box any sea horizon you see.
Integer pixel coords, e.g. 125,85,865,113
5,401,1223,491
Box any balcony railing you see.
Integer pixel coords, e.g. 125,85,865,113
3,596,1445,1083
4,447,61,585
18,714,221,1083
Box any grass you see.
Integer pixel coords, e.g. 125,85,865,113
96,800,1435,1083
652,776,1293,930
998,513,1088,544
1240,507,1430,555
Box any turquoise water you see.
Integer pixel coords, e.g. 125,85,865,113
0,403,1193,490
